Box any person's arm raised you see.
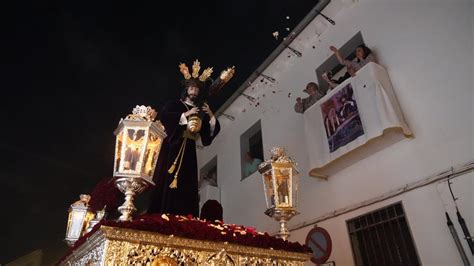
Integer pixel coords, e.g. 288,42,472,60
330,45,346,65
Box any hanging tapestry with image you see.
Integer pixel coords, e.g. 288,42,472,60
320,83,364,152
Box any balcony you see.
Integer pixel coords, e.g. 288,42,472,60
303,62,412,178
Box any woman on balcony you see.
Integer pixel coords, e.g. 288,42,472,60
329,44,376,74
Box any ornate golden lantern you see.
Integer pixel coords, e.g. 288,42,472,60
65,194,94,246
113,105,166,221
258,147,299,240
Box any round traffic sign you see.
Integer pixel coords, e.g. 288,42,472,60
305,226,332,264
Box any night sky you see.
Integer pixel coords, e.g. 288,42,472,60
0,1,318,263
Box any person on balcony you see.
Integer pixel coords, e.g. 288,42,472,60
294,82,324,113
321,71,341,92
329,44,376,75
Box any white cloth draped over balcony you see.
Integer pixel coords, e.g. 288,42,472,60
304,62,412,175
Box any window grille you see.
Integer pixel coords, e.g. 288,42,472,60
347,202,421,266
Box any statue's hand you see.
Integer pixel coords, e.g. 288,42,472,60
202,103,214,118
184,107,199,117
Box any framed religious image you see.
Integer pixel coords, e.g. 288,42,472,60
320,83,364,153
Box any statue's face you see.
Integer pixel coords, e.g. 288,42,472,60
187,86,200,101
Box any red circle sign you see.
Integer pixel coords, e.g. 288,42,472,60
305,226,332,264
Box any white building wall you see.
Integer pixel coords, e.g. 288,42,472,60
198,0,473,265
471,1,474,159
290,171,473,266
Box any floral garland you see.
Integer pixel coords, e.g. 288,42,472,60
57,213,310,264
103,214,309,252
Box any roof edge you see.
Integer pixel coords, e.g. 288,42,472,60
216,0,331,117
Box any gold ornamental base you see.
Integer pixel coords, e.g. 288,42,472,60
59,226,310,265
265,207,298,241
115,176,153,221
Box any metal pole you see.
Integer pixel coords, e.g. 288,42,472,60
446,212,470,266
456,210,474,254
448,178,474,254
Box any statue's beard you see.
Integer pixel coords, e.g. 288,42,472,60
187,94,198,102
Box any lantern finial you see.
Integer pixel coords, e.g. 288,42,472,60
73,194,91,206
126,105,158,122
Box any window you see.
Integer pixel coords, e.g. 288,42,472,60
240,120,264,180
347,202,421,266
199,156,217,188
315,31,365,94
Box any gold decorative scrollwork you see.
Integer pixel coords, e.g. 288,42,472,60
61,226,310,266
207,249,235,265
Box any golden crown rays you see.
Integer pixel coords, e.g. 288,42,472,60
179,59,213,82
199,67,213,81
192,60,200,78
178,63,191,79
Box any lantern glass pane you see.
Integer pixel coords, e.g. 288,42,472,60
291,168,298,208
69,209,86,239
142,131,163,178
275,167,291,207
262,171,275,208
115,131,123,173
122,128,146,173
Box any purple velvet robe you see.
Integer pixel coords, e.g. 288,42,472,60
148,100,220,217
